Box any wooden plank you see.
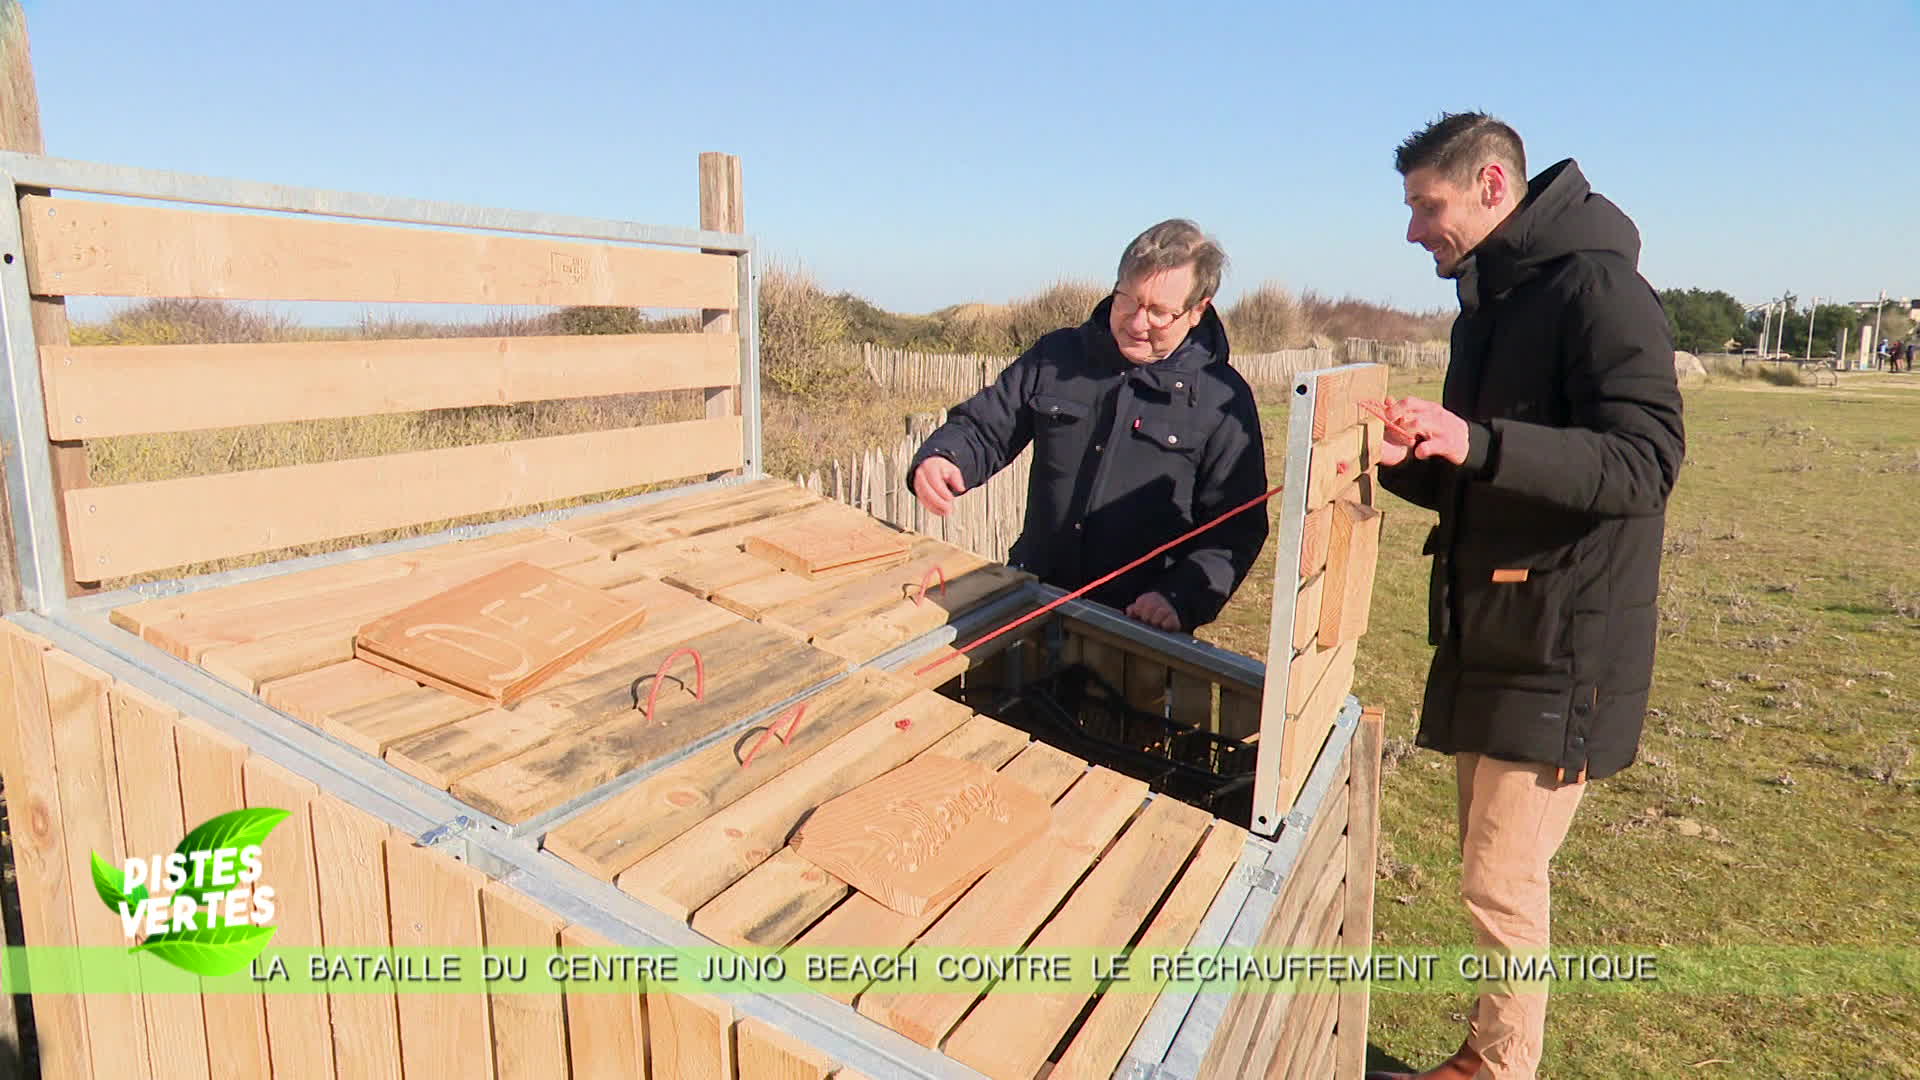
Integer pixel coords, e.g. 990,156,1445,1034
792,737,1079,1005
1051,822,1247,1080
1299,501,1331,579
564,483,821,558
1294,572,1326,654
1287,639,1342,715
1261,875,1348,1079
1282,640,1357,813
260,660,421,727
1311,363,1389,442
755,542,991,640
1124,652,1170,716
559,924,650,1080
788,753,1052,918
543,669,917,880
308,796,402,1080
325,687,490,756
944,796,1213,1080
617,691,974,920
691,848,850,950
68,416,742,578
644,992,734,1080
701,151,744,444
855,767,1150,1048
354,562,651,706
22,194,738,308
43,332,740,440
1318,499,1383,648
107,685,211,1080
663,547,782,599
548,476,784,539
735,1016,833,1080
743,516,908,578
384,581,739,789
1060,616,1262,698
146,534,597,662
385,834,493,1079
1078,636,1128,699
1305,422,1377,509
0,627,91,1080
1337,707,1386,1080
43,654,153,1079
1168,669,1214,734
807,566,1032,666
242,756,335,1080
480,882,569,1080
1217,687,1262,742
172,720,272,1079
451,622,845,823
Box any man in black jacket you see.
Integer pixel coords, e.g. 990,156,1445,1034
908,219,1269,633
1365,115,1685,1080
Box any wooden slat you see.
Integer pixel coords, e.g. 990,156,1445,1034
1124,652,1170,716
1168,668,1214,734
44,655,153,1079
663,547,782,599
1318,498,1383,647
385,834,494,1079
1294,572,1325,654
451,622,845,823
1299,501,1332,579
617,691,974,920
1311,364,1389,441
69,417,742,578
480,882,569,1080
855,767,1149,1048
1282,640,1357,812
944,796,1214,1079
1061,616,1262,698
107,685,211,1080
543,669,917,880
1263,875,1348,1079
325,687,490,756
242,757,335,1080
261,659,421,728
1051,822,1247,1080
559,924,651,1080
1287,639,1342,715
561,482,820,558
1305,422,1375,509
22,194,738,308
700,152,744,444
1337,708,1386,1080
0,626,91,1080
43,332,740,440
549,475,784,537
735,1016,833,1080
1217,687,1261,742
692,848,850,950
645,993,734,1080
308,796,402,1079
173,720,273,1079
754,542,990,639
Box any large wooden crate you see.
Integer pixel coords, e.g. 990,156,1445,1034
0,138,1388,1078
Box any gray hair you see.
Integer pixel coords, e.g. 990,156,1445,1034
1117,219,1227,307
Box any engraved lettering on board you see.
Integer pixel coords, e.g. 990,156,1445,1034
858,781,1008,873
550,250,587,286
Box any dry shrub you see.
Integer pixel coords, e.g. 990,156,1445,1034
82,298,297,345
1224,281,1308,351
1296,290,1452,342
759,262,855,398
1004,279,1105,353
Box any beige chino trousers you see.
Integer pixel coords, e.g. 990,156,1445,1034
1454,751,1588,1080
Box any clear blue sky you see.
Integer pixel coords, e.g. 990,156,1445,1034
17,0,1920,317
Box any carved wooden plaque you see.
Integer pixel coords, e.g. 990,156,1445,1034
354,562,647,707
744,517,911,580
790,754,1050,917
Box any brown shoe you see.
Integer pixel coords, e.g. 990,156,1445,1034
1364,1040,1482,1080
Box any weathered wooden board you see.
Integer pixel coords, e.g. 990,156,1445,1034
744,515,910,579
1318,499,1382,648
542,669,918,880
1311,364,1389,441
355,562,650,706
789,753,1051,918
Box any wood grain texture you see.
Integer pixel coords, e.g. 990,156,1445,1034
22,193,738,308
735,1016,833,1080
66,417,742,578
1317,499,1383,648
1336,707,1386,1080
690,848,850,950
308,796,402,1080
560,923,651,1080
41,332,739,439
644,992,734,1080
480,882,569,1080
386,835,494,1079
242,757,336,1080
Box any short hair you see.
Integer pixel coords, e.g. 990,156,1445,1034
1117,219,1227,307
1394,112,1527,189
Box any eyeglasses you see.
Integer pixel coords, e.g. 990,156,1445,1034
1112,290,1193,329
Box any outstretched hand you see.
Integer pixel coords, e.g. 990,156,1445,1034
912,456,967,517
1125,591,1182,633
1376,396,1471,466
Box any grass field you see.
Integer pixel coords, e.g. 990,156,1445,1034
1197,371,1920,1077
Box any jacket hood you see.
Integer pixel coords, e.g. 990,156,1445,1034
1471,159,1641,298
1080,294,1231,387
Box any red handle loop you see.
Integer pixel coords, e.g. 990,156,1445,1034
643,647,705,721
739,700,808,768
911,566,949,607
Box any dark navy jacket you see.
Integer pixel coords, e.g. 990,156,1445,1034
910,297,1269,630
1380,159,1685,781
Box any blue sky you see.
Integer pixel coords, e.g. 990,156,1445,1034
17,0,1920,317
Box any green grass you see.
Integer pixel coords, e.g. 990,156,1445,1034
1198,373,1920,1077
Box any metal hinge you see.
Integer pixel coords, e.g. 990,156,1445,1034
417,815,477,849
1239,865,1281,893
130,580,190,600
1284,809,1313,831
1116,1060,1191,1080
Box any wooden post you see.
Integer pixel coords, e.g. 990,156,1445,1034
1,0,94,602
1335,706,1385,1079
700,151,743,480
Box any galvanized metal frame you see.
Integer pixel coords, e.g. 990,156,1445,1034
0,150,764,615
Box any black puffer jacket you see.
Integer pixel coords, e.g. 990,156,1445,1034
909,298,1269,630
1380,159,1685,781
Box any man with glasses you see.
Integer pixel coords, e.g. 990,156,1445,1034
908,219,1269,633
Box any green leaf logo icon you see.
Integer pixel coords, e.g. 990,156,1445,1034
89,851,148,914
170,808,289,904
133,925,280,977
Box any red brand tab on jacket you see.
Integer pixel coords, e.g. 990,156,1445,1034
1491,568,1529,583
1133,418,1141,430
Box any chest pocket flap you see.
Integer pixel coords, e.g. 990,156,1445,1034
1032,393,1091,423
1131,414,1203,452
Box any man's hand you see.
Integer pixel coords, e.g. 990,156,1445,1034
912,456,967,517
1125,592,1182,633
1383,396,1471,466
